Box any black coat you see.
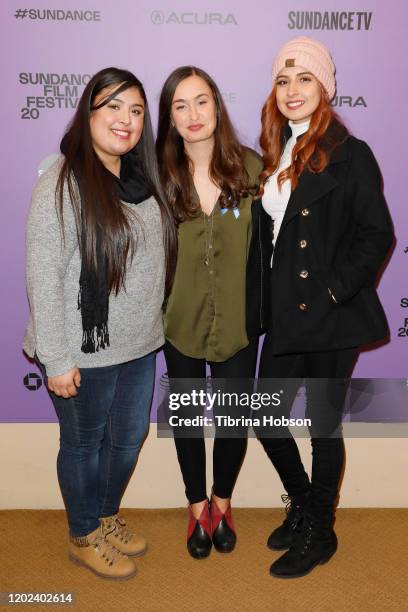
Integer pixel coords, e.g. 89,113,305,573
263,131,394,355
246,199,273,338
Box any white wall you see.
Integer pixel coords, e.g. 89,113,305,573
1,424,407,509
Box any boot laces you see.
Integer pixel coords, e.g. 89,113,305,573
293,517,313,555
92,529,124,566
103,515,133,544
281,494,302,529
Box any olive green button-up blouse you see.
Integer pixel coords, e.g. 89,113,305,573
164,149,263,362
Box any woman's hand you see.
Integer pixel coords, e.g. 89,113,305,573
48,367,81,398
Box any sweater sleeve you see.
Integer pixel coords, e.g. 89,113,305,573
25,162,78,376
326,140,394,304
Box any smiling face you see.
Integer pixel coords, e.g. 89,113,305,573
275,65,321,123
89,84,145,170
170,75,217,145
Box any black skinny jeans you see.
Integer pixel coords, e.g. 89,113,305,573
164,338,259,504
257,334,358,525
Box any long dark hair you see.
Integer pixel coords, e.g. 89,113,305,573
56,67,177,295
156,66,253,223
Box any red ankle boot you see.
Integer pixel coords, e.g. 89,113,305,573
210,496,236,553
187,501,212,559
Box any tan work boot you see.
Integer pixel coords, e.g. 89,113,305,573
100,514,147,557
69,525,137,580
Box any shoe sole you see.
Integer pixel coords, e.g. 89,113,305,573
269,548,337,579
69,553,137,580
213,543,236,553
187,547,212,560
126,544,148,558
267,542,290,551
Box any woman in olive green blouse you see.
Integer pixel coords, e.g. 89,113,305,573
156,66,270,560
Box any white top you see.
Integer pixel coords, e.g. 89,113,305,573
262,119,310,264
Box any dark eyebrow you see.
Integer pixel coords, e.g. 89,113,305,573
276,71,313,80
110,96,144,108
172,93,210,105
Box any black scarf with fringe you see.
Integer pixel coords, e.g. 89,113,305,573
76,153,152,353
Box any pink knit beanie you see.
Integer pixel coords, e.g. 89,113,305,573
272,36,336,100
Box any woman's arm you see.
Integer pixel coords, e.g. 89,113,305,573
25,163,78,379
326,139,394,304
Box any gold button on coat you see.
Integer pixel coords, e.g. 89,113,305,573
301,208,310,216
299,239,307,248
299,270,309,279
298,303,308,311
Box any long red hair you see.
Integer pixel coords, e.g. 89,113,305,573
258,84,349,195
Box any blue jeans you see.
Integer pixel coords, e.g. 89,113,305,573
41,354,155,537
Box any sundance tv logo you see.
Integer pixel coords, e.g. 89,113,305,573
288,11,372,31
151,11,237,25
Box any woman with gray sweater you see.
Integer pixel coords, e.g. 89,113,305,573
23,67,176,580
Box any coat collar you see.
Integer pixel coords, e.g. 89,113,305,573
279,168,338,232
283,119,349,166
277,121,350,232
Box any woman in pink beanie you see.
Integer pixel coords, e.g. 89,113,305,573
256,37,394,578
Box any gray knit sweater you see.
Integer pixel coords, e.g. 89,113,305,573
23,158,165,376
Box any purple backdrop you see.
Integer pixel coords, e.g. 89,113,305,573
1,0,406,422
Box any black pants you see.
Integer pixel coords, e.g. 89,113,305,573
164,338,259,504
257,333,358,524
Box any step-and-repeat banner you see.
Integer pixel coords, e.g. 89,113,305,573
1,0,406,422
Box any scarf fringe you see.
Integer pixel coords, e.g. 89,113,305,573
75,154,151,355
81,323,110,354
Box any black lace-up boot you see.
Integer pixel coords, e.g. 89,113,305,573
269,514,337,579
267,491,310,551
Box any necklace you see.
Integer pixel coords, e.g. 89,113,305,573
200,182,220,267
203,209,215,266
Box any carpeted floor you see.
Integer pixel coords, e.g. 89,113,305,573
1,508,407,611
